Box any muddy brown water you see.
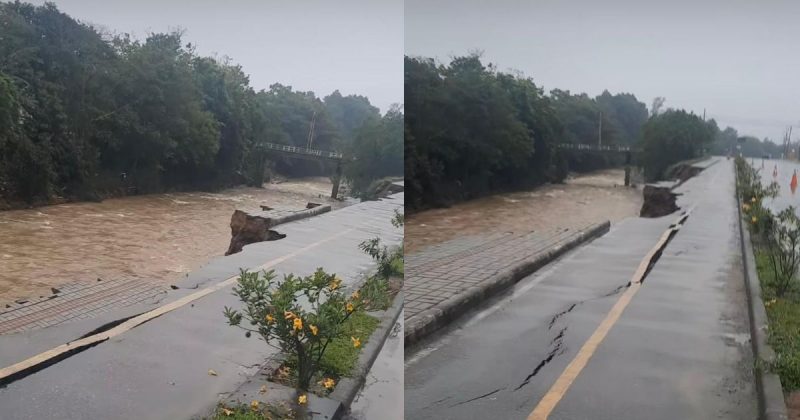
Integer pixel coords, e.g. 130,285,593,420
406,169,643,254
0,178,348,306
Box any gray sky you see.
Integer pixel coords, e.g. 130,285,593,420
406,0,800,142
33,0,402,113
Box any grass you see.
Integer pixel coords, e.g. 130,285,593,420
318,311,380,378
210,402,297,420
281,311,380,390
755,250,800,390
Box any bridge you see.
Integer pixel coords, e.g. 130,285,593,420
556,143,633,153
557,142,636,185
262,142,344,160
260,142,345,198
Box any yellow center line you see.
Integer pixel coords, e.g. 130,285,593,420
0,228,353,381
528,211,691,420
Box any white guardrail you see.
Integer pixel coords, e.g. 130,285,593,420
262,142,343,159
556,143,631,152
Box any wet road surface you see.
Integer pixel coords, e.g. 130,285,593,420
405,159,757,419
347,313,404,420
0,178,346,306
0,194,401,420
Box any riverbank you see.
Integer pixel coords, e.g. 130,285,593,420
0,177,353,306
406,168,642,254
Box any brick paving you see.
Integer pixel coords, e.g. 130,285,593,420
404,223,599,320
0,278,167,335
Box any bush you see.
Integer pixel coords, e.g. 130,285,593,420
223,269,369,392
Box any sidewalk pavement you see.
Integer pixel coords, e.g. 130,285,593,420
0,193,403,420
405,222,609,344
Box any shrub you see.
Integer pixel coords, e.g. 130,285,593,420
223,269,368,392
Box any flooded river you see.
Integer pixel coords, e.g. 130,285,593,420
406,169,643,254
0,178,345,306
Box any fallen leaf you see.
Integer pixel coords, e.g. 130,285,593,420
208,369,218,376
259,385,268,394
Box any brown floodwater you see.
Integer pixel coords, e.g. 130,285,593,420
0,178,346,306
406,169,643,254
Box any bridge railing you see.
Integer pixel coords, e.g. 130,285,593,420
262,142,343,160
556,143,631,152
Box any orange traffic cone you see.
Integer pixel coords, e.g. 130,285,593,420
792,170,798,194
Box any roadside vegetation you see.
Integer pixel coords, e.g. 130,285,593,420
220,213,402,417
0,2,401,208
736,157,800,392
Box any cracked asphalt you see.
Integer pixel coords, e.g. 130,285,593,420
405,158,757,420
0,194,403,420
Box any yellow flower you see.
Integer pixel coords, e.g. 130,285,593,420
221,407,234,416
752,216,758,224
351,290,360,300
265,314,274,324
276,366,290,379
351,336,361,348
346,302,354,313
742,203,750,211
298,394,308,405
250,400,260,410
322,377,335,389
309,324,318,335
751,197,757,203
293,317,303,331
329,277,342,290
284,311,295,320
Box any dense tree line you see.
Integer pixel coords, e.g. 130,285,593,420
405,54,649,211
638,109,716,181
0,2,401,206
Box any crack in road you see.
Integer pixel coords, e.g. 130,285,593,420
514,326,568,391
448,387,507,407
515,211,692,394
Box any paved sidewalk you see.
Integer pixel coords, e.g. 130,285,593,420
0,193,403,420
0,278,166,335
405,223,605,321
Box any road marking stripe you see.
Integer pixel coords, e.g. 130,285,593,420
0,229,353,381
528,211,691,420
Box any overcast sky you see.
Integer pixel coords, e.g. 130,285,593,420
406,0,800,142
32,0,403,113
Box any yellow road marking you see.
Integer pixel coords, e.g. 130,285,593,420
0,228,353,381
528,211,691,420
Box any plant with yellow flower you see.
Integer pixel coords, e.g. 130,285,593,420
224,268,368,393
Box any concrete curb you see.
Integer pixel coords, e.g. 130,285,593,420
328,290,404,419
404,221,611,347
270,204,332,227
735,173,789,419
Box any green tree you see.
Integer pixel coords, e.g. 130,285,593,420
639,109,714,181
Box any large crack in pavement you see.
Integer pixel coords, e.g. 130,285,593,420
513,209,692,393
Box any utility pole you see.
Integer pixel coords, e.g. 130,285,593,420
306,111,317,149
598,111,602,147
702,108,706,121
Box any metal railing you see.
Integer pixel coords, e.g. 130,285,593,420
262,142,343,160
556,143,632,152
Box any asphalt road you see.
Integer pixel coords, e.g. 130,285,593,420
0,194,403,420
405,159,757,420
